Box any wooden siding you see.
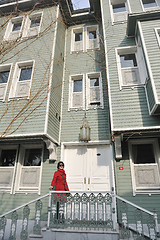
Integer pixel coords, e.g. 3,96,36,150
101,0,160,131
0,6,57,137
60,23,110,142
47,10,66,142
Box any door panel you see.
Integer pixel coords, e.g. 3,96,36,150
64,144,112,192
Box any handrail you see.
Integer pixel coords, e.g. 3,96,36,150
0,193,49,218
116,194,154,216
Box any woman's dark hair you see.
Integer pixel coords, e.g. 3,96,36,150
57,161,64,169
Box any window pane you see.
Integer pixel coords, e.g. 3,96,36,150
0,149,16,166
132,144,155,164
75,33,82,41
0,71,9,83
12,21,22,31
30,17,41,28
73,80,82,92
19,67,32,81
89,31,97,39
113,3,126,13
142,0,157,8
24,148,42,166
90,78,99,87
120,54,137,68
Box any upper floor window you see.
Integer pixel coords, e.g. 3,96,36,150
116,44,148,89
142,0,158,8
0,64,11,101
110,0,130,23
69,73,103,110
86,73,103,109
4,16,24,41
9,60,34,99
23,12,42,38
71,25,99,52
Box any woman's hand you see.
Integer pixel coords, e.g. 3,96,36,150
49,186,53,190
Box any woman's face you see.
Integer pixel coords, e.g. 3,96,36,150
59,163,64,169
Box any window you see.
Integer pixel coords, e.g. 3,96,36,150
23,12,42,38
0,144,43,193
86,26,99,50
86,73,103,108
71,25,99,52
69,75,84,109
72,28,83,52
142,0,158,9
0,64,11,101
129,139,160,193
9,61,34,99
110,0,130,23
4,16,24,41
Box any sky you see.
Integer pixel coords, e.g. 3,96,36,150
71,0,90,10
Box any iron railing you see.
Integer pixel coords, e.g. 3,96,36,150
116,195,160,240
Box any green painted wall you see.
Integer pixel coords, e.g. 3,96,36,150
60,22,110,143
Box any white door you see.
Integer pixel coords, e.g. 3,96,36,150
63,144,113,192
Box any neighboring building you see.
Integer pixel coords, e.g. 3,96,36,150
0,0,160,239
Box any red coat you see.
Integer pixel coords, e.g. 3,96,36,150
51,169,69,196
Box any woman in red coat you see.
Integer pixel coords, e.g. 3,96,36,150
49,161,69,198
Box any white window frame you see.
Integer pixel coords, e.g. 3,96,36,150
0,145,18,193
14,143,44,194
9,60,34,100
68,74,85,110
155,28,160,47
116,46,146,89
109,0,131,24
129,139,160,195
4,16,25,41
86,25,100,50
71,27,84,52
0,64,12,101
86,72,104,109
140,0,159,11
22,12,43,38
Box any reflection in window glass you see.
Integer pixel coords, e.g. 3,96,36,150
0,149,16,166
30,17,41,28
12,21,22,31
132,144,155,164
24,148,42,166
75,32,82,41
113,3,126,13
19,67,32,81
120,54,137,68
142,0,157,8
73,80,82,92
0,71,9,83
89,31,97,39
90,78,99,87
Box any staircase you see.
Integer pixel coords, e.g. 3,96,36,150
0,191,159,240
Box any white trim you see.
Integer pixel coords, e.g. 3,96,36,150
86,72,104,109
0,63,13,102
100,0,114,132
8,60,35,100
0,0,32,8
140,0,159,11
71,27,84,53
44,5,59,135
138,21,159,113
86,25,100,50
61,140,111,146
68,74,85,110
155,27,160,47
112,125,160,131
129,138,160,195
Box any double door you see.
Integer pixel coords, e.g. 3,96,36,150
63,144,113,192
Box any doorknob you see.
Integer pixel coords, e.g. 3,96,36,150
88,177,90,184
84,177,86,184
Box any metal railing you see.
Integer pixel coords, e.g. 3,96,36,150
116,195,160,240
48,191,116,231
